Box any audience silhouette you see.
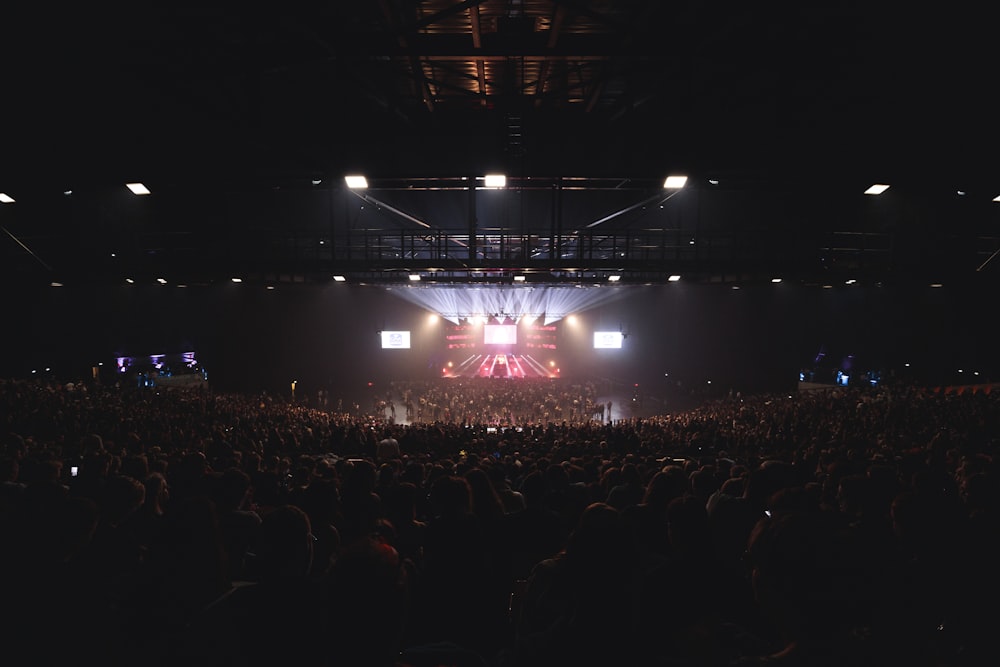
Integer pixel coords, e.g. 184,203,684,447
1,376,997,666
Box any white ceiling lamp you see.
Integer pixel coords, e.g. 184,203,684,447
663,175,688,189
0,193,15,203
344,175,368,189
483,174,506,188
864,184,889,195
333,275,347,282
126,183,151,195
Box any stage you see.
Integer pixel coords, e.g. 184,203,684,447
441,354,559,379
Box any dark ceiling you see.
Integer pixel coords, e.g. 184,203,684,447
2,2,998,288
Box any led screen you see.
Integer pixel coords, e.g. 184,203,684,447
484,324,517,345
593,331,624,349
381,331,411,349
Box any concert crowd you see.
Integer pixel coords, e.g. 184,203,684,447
1,375,997,666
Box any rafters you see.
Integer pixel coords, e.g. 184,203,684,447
470,2,488,105
379,0,436,111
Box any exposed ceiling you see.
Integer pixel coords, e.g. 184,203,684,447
2,2,999,288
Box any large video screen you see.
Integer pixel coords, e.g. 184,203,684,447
593,331,624,349
380,331,411,349
484,324,517,345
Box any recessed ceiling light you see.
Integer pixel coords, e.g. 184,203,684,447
311,179,322,185
771,278,782,283
608,275,621,282
125,278,134,284
864,184,889,195
333,275,346,282
50,282,63,287
345,175,368,189
0,193,15,203
708,179,719,185
668,275,681,282
231,277,242,283
126,183,151,195
664,175,688,189
929,283,943,288
156,278,167,284
845,279,856,285
266,285,275,290
484,174,506,188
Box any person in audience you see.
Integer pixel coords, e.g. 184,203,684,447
487,462,526,513
409,474,495,657
733,510,874,665
181,504,323,666
328,534,410,667
513,501,642,666
210,466,262,581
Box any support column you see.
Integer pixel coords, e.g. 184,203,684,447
468,176,477,263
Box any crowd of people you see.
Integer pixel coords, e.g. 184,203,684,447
378,378,616,425
1,375,997,666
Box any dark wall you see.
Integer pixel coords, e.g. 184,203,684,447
564,283,995,395
2,282,994,401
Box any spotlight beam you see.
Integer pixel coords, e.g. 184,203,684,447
1,224,53,271
349,189,431,228
583,189,680,229
521,355,552,377
977,245,1000,272
455,355,479,376
348,189,470,250
388,285,628,323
